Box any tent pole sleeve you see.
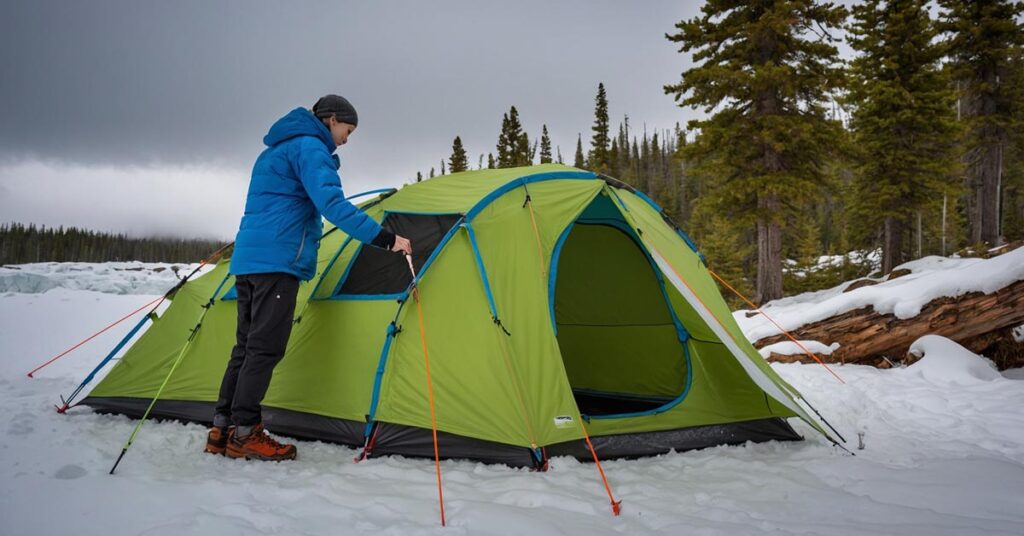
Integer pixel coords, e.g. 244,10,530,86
60,312,153,411
462,222,499,320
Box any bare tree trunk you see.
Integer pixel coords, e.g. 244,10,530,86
969,70,1002,246
756,193,783,304
974,141,1002,245
882,216,904,274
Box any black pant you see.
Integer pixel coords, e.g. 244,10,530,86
214,273,299,427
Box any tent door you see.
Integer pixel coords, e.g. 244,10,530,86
551,194,690,418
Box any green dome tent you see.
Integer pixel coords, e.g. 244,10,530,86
81,164,838,468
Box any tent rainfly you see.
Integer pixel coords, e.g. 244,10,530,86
80,164,840,468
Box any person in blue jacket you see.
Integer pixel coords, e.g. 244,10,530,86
205,95,411,461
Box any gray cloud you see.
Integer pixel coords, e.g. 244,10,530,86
1,1,705,236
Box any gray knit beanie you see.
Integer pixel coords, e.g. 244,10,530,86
312,94,358,127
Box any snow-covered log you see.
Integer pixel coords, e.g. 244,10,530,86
754,277,1024,368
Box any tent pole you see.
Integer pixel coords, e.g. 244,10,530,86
56,311,155,413
109,271,232,475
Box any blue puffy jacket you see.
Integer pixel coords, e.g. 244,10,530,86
229,107,385,281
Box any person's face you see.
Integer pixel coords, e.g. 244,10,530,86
328,116,356,146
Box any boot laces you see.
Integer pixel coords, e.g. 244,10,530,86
251,429,288,450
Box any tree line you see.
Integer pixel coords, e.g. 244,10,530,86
418,0,1024,304
0,222,225,264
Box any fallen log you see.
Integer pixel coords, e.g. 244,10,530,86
753,278,1024,369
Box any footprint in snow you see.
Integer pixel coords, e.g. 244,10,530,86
54,464,87,480
8,412,34,436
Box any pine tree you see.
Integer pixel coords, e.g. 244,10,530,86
429,167,435,178
496,106,527,168
573,134,585,168
539,125,553,164
487,153,495,169
515,132,532,167
588,83,611,173
847,0,961,273
665,1,847,304
939,0,1024,246
440,160,446,176
496,112,511,168
449,136,469,173
416,171,423,183
556,146,564,164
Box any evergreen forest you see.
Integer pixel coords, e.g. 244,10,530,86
418,0,1024,304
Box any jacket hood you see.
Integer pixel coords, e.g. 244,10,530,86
263,107,336,151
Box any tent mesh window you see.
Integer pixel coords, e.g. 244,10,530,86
336,213,461,295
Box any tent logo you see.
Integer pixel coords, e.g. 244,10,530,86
553,415,574,428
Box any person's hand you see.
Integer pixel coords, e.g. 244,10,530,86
391,235,412,255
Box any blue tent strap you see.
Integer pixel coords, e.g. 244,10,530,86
547,223,574,335
364,321,400,438
462,222,499,321
64,311,154,408
209,274,233,305
584,341,694,421
346,188,397,202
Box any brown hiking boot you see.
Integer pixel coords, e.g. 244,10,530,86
226,423,297,461
204,426,231,455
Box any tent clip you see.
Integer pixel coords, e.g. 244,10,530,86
492,316,512,336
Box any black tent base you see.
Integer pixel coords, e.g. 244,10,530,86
81,397,801,468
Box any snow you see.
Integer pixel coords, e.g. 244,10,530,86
758,340,840,358
0,262,208,295
908,335,1003,384
737,248,1024,343
784,249,880,278
2,265,1024,535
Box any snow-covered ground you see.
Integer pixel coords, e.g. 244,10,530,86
2,263,1023,535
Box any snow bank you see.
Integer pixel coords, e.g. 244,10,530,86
737,248,1024,342
757,340,839,358
0,262,207,295
907,335,1002,384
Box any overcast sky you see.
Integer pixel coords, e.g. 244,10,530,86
1,1,709,239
